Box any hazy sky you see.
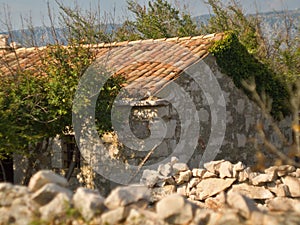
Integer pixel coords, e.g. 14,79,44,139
0,0,299,30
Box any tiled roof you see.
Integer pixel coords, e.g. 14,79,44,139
0,33,224,98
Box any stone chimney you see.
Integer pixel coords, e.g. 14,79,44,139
10,41,22,49
0,34,10,50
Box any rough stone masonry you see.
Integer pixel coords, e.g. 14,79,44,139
0,157,299,225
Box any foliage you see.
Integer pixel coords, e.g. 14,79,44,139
204,0,300,162
203,0,299,116
0,41,123,163
201,0,266,56
115,0,199,41
41,43,94,134
269,18,300,84
0,71,49,158
210,32,290,119
95,74,125,134
55,0,112,44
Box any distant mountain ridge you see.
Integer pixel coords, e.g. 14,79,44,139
2,9,300,47
194,9,300,40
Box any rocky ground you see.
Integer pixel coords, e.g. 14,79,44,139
0,158,299,225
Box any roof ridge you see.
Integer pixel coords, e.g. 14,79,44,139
1,32,225,54
88,32,224,49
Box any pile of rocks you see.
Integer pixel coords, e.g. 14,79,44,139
142,158,300,211
0,159,299,225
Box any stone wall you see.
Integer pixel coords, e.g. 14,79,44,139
114,55,293,169
11,54,295,193
1,159,299,225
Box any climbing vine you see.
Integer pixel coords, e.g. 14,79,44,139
210,32,290,119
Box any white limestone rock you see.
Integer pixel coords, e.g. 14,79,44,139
172,162,189,175
8,203,36,225
40,192,71,221
265,165,296,177
229,183,274,199
188,177,201,189
175,170,192,184
196,178,236,200
28,170,68,192
203,160,225,174
267,183,290,197
192,168,206,177
266,197,300,212
295,168,300,178
219,161,233,178
282,176,300,197
125,208,166,225
8,194,39,225
205,192,226,210
177,184,188,196
251,173,277,185
238,167,252,182
100,206,128,225
140,169,160,187
170,156,179,165
31,183,72,206
0,182,13,191
250,211,266,225
156,194,194,224
233,161,246,172
150,185,176,202
208,209,242,225
227,192,258,219
158,163,173,177
233,161,246,178
190,208,212,225
73,187,105,221
0,183,30,207
202,171,218,179
104,185,150,209
0,207,12,225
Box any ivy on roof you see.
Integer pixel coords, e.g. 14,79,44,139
210,31,290,119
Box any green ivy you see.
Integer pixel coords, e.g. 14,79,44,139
210,31,291,119
0,42,124,159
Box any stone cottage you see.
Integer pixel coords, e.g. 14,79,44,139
0,33,295,188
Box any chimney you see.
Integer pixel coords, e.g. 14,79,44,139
10,41,22,49
0,34,10,50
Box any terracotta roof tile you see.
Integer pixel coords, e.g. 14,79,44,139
165,37,179,42
0,33,225,98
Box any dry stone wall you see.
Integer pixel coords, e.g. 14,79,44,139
115,55,293,170
0,158,299,225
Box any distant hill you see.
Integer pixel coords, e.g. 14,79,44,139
5,27,67,47
194,9,300,41
2,24,119,47
2,9,299,47
258,9,300,41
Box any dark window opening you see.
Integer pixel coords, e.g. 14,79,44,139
63,135,81,169
0,155,14,183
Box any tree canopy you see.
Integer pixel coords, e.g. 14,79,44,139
0,0,299,175
115,0,199,41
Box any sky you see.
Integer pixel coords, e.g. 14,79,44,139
0,0,299,30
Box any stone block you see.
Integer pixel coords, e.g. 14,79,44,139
282,176,300,197
73,187,105,221
196,178,236,200
31,183,72,206
156,194,194,224
40,192,71,221
229,183,274,200
28,170,68,192
227,192,258,219
100,206,128,224
104,185,150,209
251,173,277,185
